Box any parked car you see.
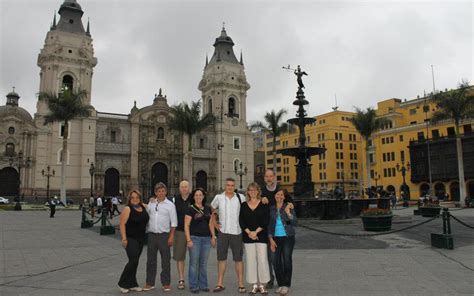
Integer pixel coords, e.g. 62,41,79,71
0,197,10,204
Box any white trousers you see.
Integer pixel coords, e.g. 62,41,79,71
244,243,270,284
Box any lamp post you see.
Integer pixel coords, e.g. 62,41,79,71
89,162,95,197
234,161,248,190
9,150,31,210
396,161,411,207
374,172,380,188
42,165,55,200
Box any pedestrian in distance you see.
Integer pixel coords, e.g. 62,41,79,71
118,190,149,294
112,196,121,217
48,196,56,218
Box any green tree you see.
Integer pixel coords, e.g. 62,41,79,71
39,89,93,203
432,81,474,205
168,100,215,180
250,109,288,172
350,107,388,191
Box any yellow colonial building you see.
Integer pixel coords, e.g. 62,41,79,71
368,90,474,201
262,87,474,201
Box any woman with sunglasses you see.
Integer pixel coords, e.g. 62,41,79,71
184,188,216,293
118,190,149,294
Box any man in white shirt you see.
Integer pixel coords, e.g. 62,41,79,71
211,177,245,293
144,183,178,292
111,196,120,216
96,195,103,214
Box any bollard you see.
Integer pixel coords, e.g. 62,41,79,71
431,208,454,249
100,210,115,235
81,206,93,228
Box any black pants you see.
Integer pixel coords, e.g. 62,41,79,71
267,242,275,283
50,205,56,218
112,205,121,215
118,238,144,289
272,236,295,288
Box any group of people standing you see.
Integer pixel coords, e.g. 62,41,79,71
87,195,121,219
118,169,297,295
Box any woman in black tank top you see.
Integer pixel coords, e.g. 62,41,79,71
118,190,149,293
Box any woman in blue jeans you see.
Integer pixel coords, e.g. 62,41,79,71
268,189,297,296
184,188,216,293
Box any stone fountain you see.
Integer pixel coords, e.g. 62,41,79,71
279,65,325,198
279,66,390,219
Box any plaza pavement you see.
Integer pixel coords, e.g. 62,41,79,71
0,207,473,296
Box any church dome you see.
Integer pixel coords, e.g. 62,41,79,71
59,0,83,13
0,105,33,122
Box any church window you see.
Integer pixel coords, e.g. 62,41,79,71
208,99,213,114
199,138,205,149
8,127,15,135
69,19,74,24
61,75,74,92
111,131,116,143
68,50,72,53
5,143,15,156
233,136,241,150
228,97,238,117
157,127,164,140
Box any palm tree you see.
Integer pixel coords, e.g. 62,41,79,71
349,107,388,191
168,100,215,181
250,109,288,172
39,89,93,204
431,81,474,205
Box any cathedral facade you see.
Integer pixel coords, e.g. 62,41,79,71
0,0,253,200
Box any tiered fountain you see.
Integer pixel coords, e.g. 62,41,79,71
279,65,326,199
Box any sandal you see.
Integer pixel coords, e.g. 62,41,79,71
213,285,225,293
258,284,268,294
178,280,185,290
238,286,247,293
249,284,258,294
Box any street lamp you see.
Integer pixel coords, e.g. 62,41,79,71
89,162,95,197
234,161,248,190
374,172,380,188
42,165,55,200
9,150,31,210
396,161,411,207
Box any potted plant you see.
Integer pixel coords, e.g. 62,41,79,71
420,197,441,217
360,207,393,231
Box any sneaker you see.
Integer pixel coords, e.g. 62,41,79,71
190,288,200,294
200,288,210,292
130,287,143,292
275,287,282,294
143,284,155,291
163,285,172,292
280,286,289,295
119,287,129,294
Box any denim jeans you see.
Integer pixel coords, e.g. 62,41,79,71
272,235,295,287
188,235,211,290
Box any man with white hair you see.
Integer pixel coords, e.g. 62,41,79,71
172,180,192,290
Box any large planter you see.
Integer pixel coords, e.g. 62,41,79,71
420,207,441,217
361,215,393,232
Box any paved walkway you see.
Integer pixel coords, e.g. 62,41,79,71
0,209,473,295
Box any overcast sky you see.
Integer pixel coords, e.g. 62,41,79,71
0,0,472,123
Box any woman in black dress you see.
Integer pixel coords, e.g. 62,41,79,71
118,190,149,293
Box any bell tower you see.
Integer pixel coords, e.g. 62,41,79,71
34,0,98,198
198,25,254,191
